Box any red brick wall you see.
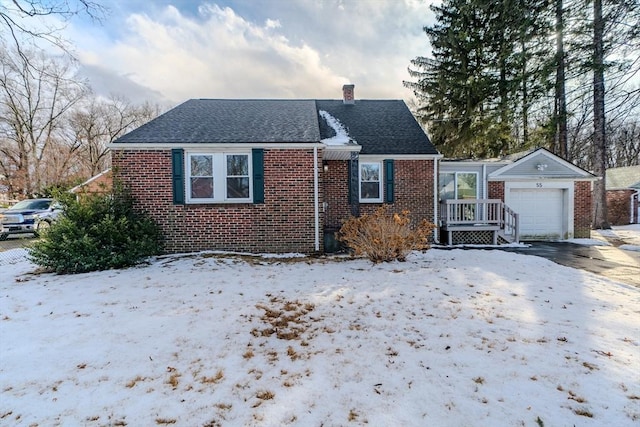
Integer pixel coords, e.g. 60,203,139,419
606,189,637,225
323,160,350,230
574,181,592,238
324,159,436,227
487,181,504,200
112,148,323,254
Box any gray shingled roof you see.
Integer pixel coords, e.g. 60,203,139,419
315,100,438,155
116,99,321,143
115,98,439,156
606,165,640,190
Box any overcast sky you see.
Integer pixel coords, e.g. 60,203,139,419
58,0,437,106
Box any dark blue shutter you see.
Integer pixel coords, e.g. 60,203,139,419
252,148,264,204
384,159,394,204
171,149,184,204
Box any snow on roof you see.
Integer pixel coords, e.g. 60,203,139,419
318,110,356,145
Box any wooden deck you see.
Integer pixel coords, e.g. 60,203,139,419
439,199,519,245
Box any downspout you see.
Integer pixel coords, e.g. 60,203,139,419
482,164,487,199
433,157,439,243
313,146,320,252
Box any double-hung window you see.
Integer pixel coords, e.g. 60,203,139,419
360,162,383,202
187,152,252,203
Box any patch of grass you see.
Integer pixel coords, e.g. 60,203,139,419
582,361,598,371
200,370,224,384
287,346,301,361
568,390,586,403
243,349,254,359
535,416,544,427
165,368,180,389
256,390,275,400
348,409,359,421
125,375,146,388
155,418,177,425
573,408,593,418
473,377,485,384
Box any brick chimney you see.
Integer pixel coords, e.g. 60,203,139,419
342,84,355,104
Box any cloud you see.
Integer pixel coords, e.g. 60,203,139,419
69,1,437,103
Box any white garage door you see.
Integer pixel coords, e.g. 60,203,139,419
509,188,564,239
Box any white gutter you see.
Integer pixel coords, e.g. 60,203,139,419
313,146,320,251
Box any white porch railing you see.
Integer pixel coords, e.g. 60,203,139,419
439,199,519,243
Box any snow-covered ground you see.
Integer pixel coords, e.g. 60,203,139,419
590,223,640,251
1,237,639,426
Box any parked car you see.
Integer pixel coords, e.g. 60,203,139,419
0,198,62,240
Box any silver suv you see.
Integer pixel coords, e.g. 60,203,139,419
0,198,62,240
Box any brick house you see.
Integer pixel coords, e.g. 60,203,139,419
110,86,441,254
605,166,640,225
111,85,598,253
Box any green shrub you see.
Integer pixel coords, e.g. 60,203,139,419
28,188,162,274
337,206,436,263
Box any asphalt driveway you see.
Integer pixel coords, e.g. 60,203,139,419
501,241,640,288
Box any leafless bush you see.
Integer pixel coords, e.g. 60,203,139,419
337,206,436,263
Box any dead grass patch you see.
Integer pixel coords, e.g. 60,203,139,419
253,298,316,341
200,370,224,384
473,377,485,384
257,390,275,400
165,367,181,389
568,390,586,403
155,418,177,425
573,408,593,417
125,375,147,388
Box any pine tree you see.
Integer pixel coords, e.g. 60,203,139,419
406,0,553,158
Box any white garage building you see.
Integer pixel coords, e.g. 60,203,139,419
439,148,597,244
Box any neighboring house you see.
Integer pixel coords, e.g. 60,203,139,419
605,166,640,225
69,169,113,198
110,85,441,254
439,148,596,244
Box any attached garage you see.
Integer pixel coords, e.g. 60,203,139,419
508,188,565,239
487,148,597,241
439,148,596,244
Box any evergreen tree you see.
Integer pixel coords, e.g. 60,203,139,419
406,0,553,158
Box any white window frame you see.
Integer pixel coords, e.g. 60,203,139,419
186,151,253,204
359,161,383,203
439,172,479,200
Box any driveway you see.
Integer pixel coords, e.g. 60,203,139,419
501,241,640,288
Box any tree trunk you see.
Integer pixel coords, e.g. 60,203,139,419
592,0,609,229
555,0,568,159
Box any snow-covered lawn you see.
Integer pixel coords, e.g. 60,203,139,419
1,248,639,426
